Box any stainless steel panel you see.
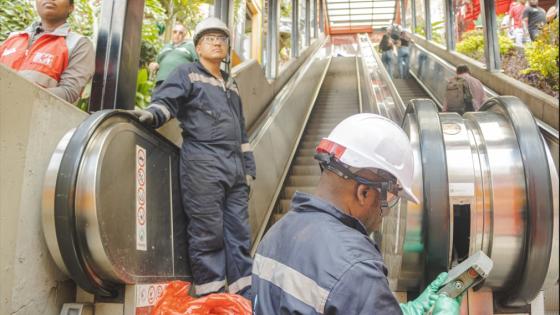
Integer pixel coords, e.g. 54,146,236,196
398,113,424,290
465,111,526,289
42,129,76,276
74,115,188,284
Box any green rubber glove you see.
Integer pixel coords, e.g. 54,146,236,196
399,272,448,315
432,294,463,315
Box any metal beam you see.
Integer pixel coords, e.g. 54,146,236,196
482,0,501,71
305,0,311,46
424,0,431,40
89,0,145,111
266,0,280,79
445,0,455,49
292,0,299,57
214,0,233,24
411,0,416,32
313,0,318,38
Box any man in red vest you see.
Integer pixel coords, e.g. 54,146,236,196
0,0,95,104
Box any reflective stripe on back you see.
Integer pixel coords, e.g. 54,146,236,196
253,254,329,314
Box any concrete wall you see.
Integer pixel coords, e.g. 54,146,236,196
0,38,324,315
411,35,559,130
233,38,324,131
0,65,85,315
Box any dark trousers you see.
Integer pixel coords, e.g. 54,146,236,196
180,149,252,298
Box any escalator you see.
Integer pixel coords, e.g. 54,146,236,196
392,78,431,105
272,57,361,223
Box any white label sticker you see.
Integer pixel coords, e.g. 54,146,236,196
136,145,147,251
136,283,167,307
449,182,475,197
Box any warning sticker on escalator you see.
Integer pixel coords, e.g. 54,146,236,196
136,145,147,251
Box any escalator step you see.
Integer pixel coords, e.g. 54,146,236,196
286,175,320,186
290,165,321,175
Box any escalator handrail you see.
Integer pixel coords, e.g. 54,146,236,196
357,33,406,120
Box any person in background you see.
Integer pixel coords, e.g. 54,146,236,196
149,23,198,87
505,0,528,46
545,5,557,23
523,0,546,41
131,17,255,300
0,0,95,104
444,64,487,114
397,29,413,79
379,33,394,78
251,114,463,314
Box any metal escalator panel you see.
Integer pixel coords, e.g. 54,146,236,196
42,110,190,297
273,57,361,222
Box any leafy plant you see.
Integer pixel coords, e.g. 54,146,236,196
0,0,35,42
523,18,559,90
456,30,484,61
431,20,445,45
456,30,515,62
68,0,99,39
135,68,155,109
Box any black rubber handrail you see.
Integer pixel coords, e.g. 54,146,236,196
482,96,554,307
54,109,180,296
403,99,451,287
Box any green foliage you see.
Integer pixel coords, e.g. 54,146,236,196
140,0,167,66
456,30,515,62
281,1,292,18
498,34,515,56
159,0,209,34
456,30,484,61
431,20,445,45
135,68,154,109
0,0,35,42
68,0,99,38
523,19,559,89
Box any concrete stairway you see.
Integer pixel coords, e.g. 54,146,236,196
272,57,360,222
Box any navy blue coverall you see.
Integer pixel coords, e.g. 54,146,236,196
252,192,402,314
147,61,255,297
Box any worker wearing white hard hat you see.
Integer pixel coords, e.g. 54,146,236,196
132,17,255,299
252,114,462,314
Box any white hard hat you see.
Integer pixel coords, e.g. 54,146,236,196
315,113,419,204
193,17,231,46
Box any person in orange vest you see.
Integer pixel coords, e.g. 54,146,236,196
0,0,95,104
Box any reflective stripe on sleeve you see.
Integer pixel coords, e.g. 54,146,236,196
253,254,329,314
195,279,226,296
241,143,252,153
228,275,252,294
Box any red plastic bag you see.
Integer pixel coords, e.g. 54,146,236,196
151,281,252,315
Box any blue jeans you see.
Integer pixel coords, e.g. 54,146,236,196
398,47,410,79
381,50,394,78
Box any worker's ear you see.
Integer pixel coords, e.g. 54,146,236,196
356,184,370,205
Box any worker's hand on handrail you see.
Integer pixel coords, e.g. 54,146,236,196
399,272,448,315
130,109,154,126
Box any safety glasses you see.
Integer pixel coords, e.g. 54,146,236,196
202,34,229,45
